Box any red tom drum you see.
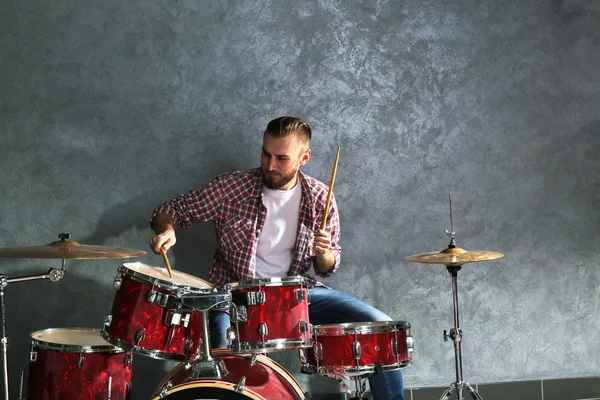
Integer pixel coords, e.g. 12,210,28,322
151,349,306,399
228,276,311,354
102,262,217,361
27,327,133,400
301,321,414,379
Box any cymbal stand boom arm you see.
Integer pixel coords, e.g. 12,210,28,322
0,265,66,400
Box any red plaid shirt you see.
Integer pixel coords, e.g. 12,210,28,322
151,168,341,288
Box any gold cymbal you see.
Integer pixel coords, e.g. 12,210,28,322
0,239,146,260
404,247,504,266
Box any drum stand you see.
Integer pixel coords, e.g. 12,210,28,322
179,292,231,379
339,377,368,400
0,262,66,400
438,263,482,400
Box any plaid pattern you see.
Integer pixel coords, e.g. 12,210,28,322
151,168,341,288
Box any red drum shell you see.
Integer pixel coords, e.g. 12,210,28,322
103,262,212,361
27,328,133,400
152,350,305,399
302,321,413,378
228,277,310,353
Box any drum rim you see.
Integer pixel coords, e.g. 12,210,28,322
121,262,214,294
101,328,189,361
30,327,125,353
229,338,312,354
301,359,412,378
228,276,308,290
312,321,411,335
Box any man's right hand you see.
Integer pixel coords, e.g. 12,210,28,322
149,227,176,254
150,213,177,254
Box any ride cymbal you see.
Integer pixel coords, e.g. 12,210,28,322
404,247,504,266
0,239,146,260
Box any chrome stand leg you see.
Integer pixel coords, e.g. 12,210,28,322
438,266,483,400
1,279,10,400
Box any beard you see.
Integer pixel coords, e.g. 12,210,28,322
261,168,298,190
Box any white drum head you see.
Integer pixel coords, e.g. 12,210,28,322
30,328,121,352
122,262,212,289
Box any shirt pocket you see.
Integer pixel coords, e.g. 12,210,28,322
220,217,254,253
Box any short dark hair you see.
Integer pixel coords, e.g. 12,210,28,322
264,116,311,145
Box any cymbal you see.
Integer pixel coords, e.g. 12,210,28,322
0,240,146,260
404,247,504,266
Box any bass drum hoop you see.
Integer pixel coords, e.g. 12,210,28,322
152,380,264,400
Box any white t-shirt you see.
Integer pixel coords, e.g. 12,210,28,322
255,183,302,278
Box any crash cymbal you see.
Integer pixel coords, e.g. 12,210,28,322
404,247,504,266
0,239,146,259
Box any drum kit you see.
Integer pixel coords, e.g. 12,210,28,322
0,218,503,400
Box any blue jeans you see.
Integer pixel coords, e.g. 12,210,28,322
210,286,405,400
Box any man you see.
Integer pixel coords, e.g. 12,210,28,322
149,116,405,400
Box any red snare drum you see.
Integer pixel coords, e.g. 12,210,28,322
102,262,215,361
228,276,311,354
28,328,133,400
301,321,414,379
151,349,306,399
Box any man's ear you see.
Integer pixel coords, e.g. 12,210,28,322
300,148,311,166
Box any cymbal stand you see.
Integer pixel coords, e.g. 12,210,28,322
438,231,482,400
0,262,66,400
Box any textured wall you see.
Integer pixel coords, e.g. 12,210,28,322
1,0,599,398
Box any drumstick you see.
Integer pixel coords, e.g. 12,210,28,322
320,147,341,230
160,248,174,278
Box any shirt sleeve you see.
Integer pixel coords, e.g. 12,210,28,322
150,176,224,229
315,194,342,278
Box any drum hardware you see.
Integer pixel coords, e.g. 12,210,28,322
404,195,504,400
188,309,229,379
157,381,173,399
295,289,306,303
246,290,265,306
107,371,112,400
246,354,257,367
299,320,309,334
77,351,85,369
258,322,268,345
135,328,145,346
233,376,246,393
17,371,24,400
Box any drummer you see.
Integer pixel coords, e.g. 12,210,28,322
149,116,405,400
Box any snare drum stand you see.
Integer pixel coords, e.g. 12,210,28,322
339,376,368,400
0,262,66,400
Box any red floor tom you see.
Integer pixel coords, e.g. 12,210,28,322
27,327,133,400
151,349,306,399
228,276,311,354
102,262,218,361
301,321,413,379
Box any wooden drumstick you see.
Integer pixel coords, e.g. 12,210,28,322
320,147,341,230
161,248,174,278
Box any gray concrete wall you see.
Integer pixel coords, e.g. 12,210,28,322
1,0,599,398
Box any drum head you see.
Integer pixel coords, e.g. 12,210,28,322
229,276,308,290
30,328,122,353
122,262,213,291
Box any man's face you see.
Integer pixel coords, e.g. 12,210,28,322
261,133,311,190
